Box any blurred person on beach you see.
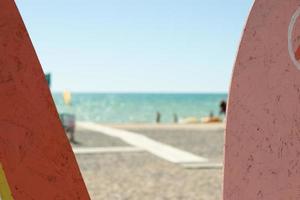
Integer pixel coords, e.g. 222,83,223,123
156,112,161,123
209,111,214,119
173,113,178,123
219,100,227,115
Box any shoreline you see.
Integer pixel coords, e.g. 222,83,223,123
96,122,225,131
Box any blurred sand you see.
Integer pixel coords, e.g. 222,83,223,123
110,122,225,131
75,123,225,200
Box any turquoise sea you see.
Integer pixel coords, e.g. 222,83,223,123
52,93,227,124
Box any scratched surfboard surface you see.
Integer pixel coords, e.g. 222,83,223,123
0,1,90,199
223,0,300,199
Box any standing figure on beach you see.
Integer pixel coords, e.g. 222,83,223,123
173,113,178,123
219,100,227,115
156,112,161,123
209,111,214,118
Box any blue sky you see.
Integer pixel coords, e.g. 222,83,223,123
15,0,253,93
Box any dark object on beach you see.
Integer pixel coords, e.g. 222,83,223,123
173,113,178,123
219,100,227,115
45,73,51,87
209,111,214,118
60,113,77,143
156,112,161,123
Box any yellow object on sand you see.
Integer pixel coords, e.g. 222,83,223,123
201,117,222,123
179,117,199,124
63,90,72,105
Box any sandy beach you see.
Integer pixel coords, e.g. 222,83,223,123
73,122,225,200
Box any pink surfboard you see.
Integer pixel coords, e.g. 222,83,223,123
223,0,300,199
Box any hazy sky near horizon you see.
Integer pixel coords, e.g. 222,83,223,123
15,0,253,93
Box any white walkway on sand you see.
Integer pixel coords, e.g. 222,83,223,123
73,146,144,155
182,162,223,169
77,122,208,164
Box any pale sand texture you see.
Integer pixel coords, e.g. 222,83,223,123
122,124,225,162
110,123,225,131
77,153,223,200
75,123,225,199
